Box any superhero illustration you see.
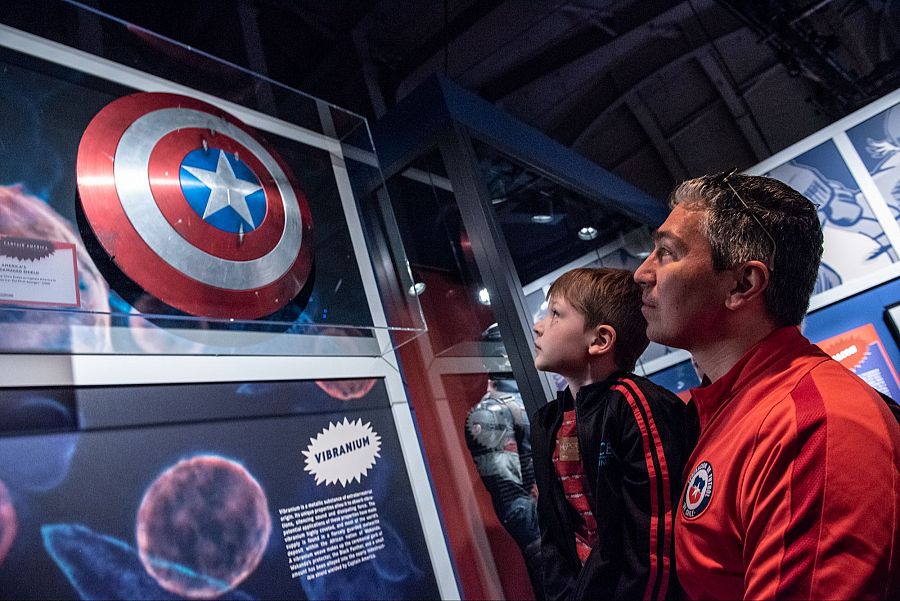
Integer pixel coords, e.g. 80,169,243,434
767,140,896,295
847,103,900,223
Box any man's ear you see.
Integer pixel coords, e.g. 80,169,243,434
588,324,616,356
725,261,769,310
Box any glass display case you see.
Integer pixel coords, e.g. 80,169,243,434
0,1,425,357
0,4,456,601
371,75,668,599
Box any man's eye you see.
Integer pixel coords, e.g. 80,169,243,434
656,247,672,259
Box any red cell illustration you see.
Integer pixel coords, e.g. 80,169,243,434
0,480,16,567
314,378,377,400
136,455,271,599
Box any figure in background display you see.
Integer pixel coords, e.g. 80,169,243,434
635,172,900,600
531,268,697,601
464,378,542,597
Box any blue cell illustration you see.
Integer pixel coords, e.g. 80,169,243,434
41,523,254,600
299,519,424,600
370,521,424,584
0,431,78,493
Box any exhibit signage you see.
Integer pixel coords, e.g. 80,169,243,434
816,323,900,399
0,238,79,307
0,379,440,600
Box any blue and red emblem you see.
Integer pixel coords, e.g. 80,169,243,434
76,92,314,319
682,461,713,519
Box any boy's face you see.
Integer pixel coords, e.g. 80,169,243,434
633,203,733,351
532,293,594,378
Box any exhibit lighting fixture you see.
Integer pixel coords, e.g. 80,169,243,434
478,288,491,305
531,192,553,223
578,226,598,241
622,228,652,258
408,282,426,296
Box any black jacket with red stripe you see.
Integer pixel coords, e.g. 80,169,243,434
531,372,698,601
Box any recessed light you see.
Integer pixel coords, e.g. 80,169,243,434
477,288,491,305
531,214,553,223
408,282,426,296
578,226,598,240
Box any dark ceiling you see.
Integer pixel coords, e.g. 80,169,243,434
71,0,900,202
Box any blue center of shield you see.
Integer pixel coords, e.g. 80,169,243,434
180,148,266,234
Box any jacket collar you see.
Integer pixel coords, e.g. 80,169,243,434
556,370,630,410
690,326,814,431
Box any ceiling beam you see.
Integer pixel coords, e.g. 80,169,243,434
476,0,684,102
621,91,690,182
386,0,506,91
695,49,771,159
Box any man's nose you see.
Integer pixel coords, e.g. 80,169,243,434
634,257,653,287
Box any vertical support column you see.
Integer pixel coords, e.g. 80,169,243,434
76,0,103,56
236,0,277,115
437,123,555,417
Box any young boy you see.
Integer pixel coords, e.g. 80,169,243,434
531,267,697,601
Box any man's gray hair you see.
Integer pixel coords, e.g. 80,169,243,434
670,172,823,326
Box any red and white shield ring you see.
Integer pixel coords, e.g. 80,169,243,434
76,92,314,319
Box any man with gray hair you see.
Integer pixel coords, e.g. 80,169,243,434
634,171,900,600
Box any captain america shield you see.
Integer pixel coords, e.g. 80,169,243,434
76,92,314,319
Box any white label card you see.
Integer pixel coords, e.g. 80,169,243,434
0,238,80,307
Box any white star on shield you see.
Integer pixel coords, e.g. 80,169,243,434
183,150,262,228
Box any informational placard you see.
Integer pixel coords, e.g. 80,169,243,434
0,238,79,307
815,323,900,399
0,379,439,600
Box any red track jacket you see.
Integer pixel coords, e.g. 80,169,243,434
676,326,900,600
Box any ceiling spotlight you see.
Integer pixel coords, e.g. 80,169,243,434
622,226,653,258
578,226,598,241
477,288,491,305
408,282,426,296
531,191,553,223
